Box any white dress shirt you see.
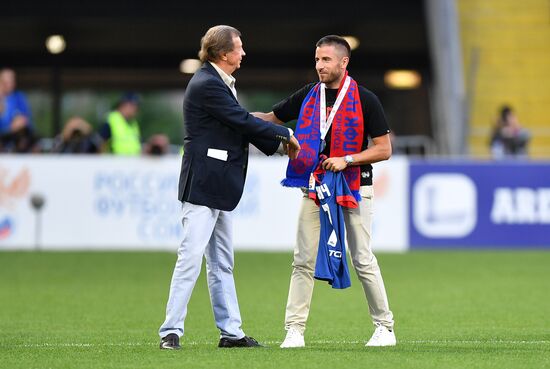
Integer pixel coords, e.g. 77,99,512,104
210,61,237,100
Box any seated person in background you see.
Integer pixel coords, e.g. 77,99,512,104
0,71,36,152
0,68,33,133
98,92,142,155
143,134,170,156
490,105,530,159
0,117,40,153
0,74,21,134
52,116,102,154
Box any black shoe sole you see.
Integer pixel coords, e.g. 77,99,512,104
160,345,181,350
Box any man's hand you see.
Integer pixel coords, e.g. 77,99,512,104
322,157,348,172
287,136,301,160
251,111,284,125
10,115,28,132
251,112,263,120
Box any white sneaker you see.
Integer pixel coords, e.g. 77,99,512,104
280,327,305,348
366,325,396,347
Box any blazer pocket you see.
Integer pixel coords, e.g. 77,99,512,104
197,157,241,198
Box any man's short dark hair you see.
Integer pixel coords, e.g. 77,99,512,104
316,35,351,57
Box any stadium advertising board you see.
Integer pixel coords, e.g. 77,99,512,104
0,156,302,250
371,156,409,252
0,155,408,251
4,156,548,251
410,161,550,248
0,156,182,250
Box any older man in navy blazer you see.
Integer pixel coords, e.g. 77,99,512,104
159,25,300,350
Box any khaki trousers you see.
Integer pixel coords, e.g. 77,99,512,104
284,186,394,333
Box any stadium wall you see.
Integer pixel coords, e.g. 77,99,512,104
0,155,548,251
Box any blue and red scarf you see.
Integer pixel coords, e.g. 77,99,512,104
281,74,364,201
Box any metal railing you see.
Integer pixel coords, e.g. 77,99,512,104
391,135,436,156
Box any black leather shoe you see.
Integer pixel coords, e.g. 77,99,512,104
160,333,181,350
218,336,264,348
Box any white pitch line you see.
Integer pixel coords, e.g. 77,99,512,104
4,340,549,348
403,340,549,345
286,340,549,345
4,342,154,348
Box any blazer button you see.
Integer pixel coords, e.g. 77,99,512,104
244,147,249,152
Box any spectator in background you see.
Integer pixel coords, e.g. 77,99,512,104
143,134,170,156
0,68,33,133
0,124,40,153
0,69,39,153
490,105,530,159
98,92,142,155
0,76,8,133
52,116,102,154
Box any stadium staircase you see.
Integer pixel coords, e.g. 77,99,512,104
457,0,550,158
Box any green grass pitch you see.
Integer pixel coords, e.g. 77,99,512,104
0,251,548,369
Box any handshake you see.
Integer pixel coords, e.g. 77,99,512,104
252,111,301,160
285,133,301,160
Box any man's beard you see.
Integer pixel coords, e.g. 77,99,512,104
320,70,342,86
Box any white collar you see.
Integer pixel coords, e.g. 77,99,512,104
209,61,236,89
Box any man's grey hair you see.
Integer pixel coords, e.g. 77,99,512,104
198,25,241,63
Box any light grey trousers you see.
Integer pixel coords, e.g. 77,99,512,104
284,186,394,333
159,202,245,340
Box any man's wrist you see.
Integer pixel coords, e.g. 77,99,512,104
287,128,294,140
276,128,294,143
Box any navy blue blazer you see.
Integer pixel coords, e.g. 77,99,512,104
178,62,290,211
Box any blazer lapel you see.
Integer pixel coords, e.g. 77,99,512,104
203,62,238,103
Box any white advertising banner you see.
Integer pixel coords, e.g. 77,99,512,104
371,156,409,252
0,155,182,250
0,155,408,252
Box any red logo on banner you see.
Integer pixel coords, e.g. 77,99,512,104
0,167,31,240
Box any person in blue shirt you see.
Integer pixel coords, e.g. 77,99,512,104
0,68,33,134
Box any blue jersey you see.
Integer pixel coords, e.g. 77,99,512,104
311,170,358,289
0,91,33,134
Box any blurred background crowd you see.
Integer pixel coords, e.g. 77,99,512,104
0,65,533,159
0,68,172,155
1,0,548,159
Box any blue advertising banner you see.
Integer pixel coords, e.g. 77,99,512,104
409,161,550,248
